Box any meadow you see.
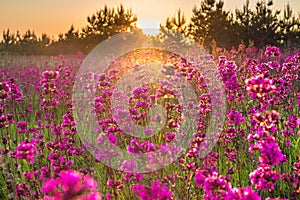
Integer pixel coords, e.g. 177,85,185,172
0,43,299,200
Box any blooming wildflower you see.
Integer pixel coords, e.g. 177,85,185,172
107,179,124,190
40,70,60,110
12,139,38,163
132,180,173,200
106,193,113,200
166,133,176,142
227,110,245,126
265,46,281,57
42,71,59,80
245,75,276,98
285,115,299,129
195,169,210,188
107,134,117,146
16,121,28,133
218,59,240,97
15,183,31,199
62,113,76,127
291,158,300,192
41,169,101,200
1,78,24,102
203,171,231,199
267,61,281,71
225,186,261,200
128,139,155,153
249,165,280,191
249,135,286,166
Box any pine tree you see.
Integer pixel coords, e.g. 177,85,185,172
189,0,237,52
81,4,137,53
279,3,300,48
161,9,188,34
235,0,281,48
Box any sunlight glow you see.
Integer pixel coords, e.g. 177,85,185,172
137,19,160,35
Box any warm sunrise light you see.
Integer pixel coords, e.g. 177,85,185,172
1,0,299,39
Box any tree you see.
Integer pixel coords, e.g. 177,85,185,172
65,25,79,39
2,29,16,46
234,0,252,45
161,9,188,35
81,4,137,51
189,0,237,52
235,0,281,48
112,4,137,33
36,33,51,54
63,25,81,54
39,33,50,48
278,3,300,47
18,30,39,55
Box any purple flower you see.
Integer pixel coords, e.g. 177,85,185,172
227,110,245,126
128,139,155,153
267,61,281,71
203,171,231,199
265,46,281,57
15,183,31,199
12,139,38,163
249,135,286,166
285,115,299,129
166,133,176,142
245,75,276,99
225,186,261,200
195,169,209,187
132,180,173,200
42,70,59,80
2,78,24,102
16,121,28,133
41,169,101,200
107,134,117,145
249,165,281,191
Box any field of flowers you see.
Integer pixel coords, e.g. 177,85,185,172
0,44,299,200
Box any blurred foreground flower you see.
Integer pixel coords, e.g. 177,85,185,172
41,169,101,200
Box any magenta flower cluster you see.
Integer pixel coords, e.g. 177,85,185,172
41,169,101,200
0,46,299,200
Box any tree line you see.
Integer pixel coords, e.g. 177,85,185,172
1,0,299,55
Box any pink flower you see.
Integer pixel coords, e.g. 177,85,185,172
41,169,101,200
12,139,38,163
265,46,281,57
225,186,261,200
132,180,173,200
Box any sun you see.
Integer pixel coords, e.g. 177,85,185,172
136,19,160,35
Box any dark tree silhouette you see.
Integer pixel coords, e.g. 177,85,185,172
278,3,300,47
235,0,282,48
81,4,137,53
161,9,188,35
1,1,299,55
1,4,138,55
154,9,195,52
188,0,238,52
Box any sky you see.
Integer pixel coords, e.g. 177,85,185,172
0,0,299,40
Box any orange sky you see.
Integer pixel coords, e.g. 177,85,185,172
1,0,299,40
